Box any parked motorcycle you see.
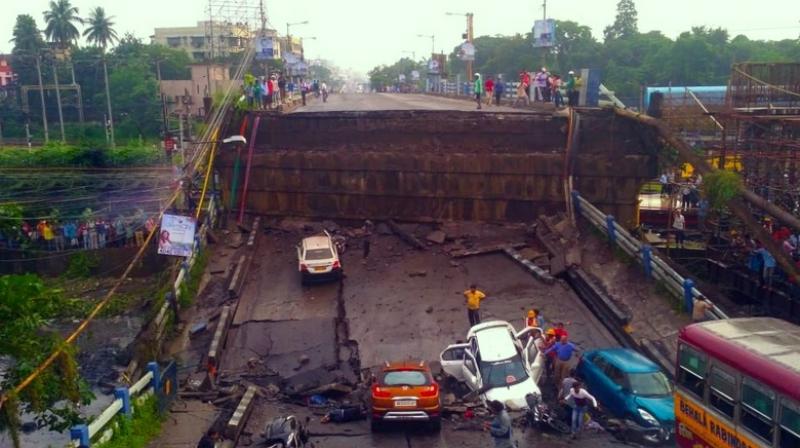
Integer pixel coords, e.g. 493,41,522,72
524,393,571,435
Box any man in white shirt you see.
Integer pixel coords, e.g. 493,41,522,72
673,210,686,249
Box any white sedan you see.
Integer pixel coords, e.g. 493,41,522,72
296,231,342,285
440,321,545,410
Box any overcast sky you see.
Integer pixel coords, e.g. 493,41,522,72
2,0,798,75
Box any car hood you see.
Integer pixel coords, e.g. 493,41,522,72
634,395,675,424
483,378,540,410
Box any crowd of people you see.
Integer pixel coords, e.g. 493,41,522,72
242,73,328,109
471,68,583,110
732,219,800,293
0,211,157,252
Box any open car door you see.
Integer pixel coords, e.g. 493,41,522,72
523,337,545,384
440,343,469,382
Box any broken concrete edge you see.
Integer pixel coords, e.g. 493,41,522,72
207,305,232,382
227,254,247,299
638,338,676,380
503,247,556,284
386,219,427,250
569,267,631,325
450,242,527,258
247,216,261,248
225,384,257,442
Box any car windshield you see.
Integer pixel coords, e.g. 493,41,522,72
305,248,333,260
479,357,529,388
382,370,428,386
627,372,673,397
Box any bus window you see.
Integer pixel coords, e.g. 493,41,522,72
709,367,736,419
678,344,707,398
741,378,775,443
780,399,800,448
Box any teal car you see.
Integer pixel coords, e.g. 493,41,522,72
576,348,674,443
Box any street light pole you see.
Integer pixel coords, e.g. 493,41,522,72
35,54,49,143
417,34,435,55
445,12,474,81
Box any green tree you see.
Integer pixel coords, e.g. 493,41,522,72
82,7,118,50
42,0,83,50
0,274,92,446
10,15,46,94
604,0,639,41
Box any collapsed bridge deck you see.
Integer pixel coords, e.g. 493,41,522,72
220,108,658,224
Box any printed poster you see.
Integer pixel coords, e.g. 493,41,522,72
158,214,197,257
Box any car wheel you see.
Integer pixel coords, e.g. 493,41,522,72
429,416,442,432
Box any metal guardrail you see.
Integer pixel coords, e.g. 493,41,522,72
68,195,219,447
571,191,728,321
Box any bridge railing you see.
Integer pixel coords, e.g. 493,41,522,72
69,361,177,447
571,191,728,320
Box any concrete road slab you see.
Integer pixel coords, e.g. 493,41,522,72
233,235,339,325
293,93,528,113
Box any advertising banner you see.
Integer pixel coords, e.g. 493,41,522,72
458,42,476,61
533,19,557,48
255,36,275,60
158,214,197,257
428,53,447,76
411,70,420,81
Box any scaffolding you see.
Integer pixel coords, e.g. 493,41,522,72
205,0,264,59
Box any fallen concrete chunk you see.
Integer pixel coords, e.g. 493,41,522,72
503,247,556,284
387,220,427,250
450,242,526,258
225,385,257,442
190,322,208,337
426,230,447,244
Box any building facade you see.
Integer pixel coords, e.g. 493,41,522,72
0,55,14,87
159,64,241,117
152,21,255,61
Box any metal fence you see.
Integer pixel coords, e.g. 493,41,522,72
571,191,728,320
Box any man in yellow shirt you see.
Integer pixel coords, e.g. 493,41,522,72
464,284,487,327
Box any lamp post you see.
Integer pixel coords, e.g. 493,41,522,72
445,12,474,81
417,34,435,55
286,20,309,50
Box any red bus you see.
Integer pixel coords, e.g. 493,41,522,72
675,317,800,448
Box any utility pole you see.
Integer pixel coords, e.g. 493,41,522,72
466,13,474,82
156,59,168,140
70,63,83,123
542,0,548,67
52,58,66,142
103,58,115,148
35,54,49,143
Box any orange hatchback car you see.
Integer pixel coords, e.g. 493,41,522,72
370,361,442,431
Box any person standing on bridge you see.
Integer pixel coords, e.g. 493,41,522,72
484,76,495,107
474,73,485,110
464,284,487,326
494,75,505,106
673,209,686,249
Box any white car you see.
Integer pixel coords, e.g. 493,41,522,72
440,321,545,410
296,231,342,285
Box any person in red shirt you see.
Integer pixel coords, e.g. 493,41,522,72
484,76,495,107
554,322,569,340
521,71,531,99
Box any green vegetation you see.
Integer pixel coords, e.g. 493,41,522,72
64,252,100,278
704,170,743,211
0,142,162,167
95,395,164,448
0,274,94,443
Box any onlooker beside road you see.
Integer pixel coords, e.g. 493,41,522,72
197,428,220,448
494,76,504,106
484,400,514,448
484,76,495,106
566,71,579,106
464,284,487,327
563,381,597,439
473,73,484,110
692,295,714,323
545,335,579,385
673,210,686,249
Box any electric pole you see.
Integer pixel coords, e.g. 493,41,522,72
51,58,66,142
35,54,49,143
466,13,474,82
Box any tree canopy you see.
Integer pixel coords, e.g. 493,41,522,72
604,0,639,41
42,0,83,49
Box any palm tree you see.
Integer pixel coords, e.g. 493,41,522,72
43,0,82,142
42,0,83,49
83,7,118,50
83,6,118,147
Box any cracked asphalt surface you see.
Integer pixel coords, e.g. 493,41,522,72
224,220,633,447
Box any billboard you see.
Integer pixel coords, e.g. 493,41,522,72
532,19,556,47
255,36,275,60
458,42,476,61
411,70,420,81
158,214,197,257
428,53,446,76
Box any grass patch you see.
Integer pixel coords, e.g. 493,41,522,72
0,142,163,168
95,395,164,448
